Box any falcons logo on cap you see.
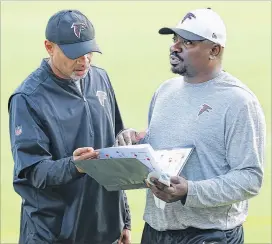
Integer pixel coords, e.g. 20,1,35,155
181,12,196,23
71,23,87,38
198,104,212,116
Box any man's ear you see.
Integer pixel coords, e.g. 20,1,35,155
44,40,55,56
209,44,222,60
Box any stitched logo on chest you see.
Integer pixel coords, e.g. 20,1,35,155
96,91,107,107
198,104,212,116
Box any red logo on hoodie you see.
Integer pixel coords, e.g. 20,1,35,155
198,104,212,116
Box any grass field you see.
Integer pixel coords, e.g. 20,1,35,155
1,1,271,243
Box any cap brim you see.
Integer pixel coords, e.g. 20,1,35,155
59,39,102,60
159,27,205,41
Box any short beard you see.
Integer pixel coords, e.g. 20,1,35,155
171,64,187,76
70,69,89,81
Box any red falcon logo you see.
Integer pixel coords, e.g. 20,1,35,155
71,23,87,38
198,104,212,116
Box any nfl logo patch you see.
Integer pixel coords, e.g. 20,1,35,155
15,125,22,136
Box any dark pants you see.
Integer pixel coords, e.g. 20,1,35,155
141,223,244,244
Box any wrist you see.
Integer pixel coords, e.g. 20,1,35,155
124,224,131,230
70,157,84,177
179,178,188,204
135,131,146,143
183,179,188,195
180,193,188,205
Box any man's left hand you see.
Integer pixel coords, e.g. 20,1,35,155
114,129,146,146
146,176,188,203
118,228,131,244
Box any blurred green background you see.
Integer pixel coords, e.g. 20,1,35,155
1,1,271,243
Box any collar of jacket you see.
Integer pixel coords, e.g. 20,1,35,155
41,58,88,95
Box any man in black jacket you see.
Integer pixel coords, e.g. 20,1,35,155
8,9,131,244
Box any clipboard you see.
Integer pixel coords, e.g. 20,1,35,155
74,158,151,191
74,144,194,191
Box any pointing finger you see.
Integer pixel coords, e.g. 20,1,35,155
123,131,132,145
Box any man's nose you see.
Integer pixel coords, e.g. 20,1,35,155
170,42,182,53
77,54,89,64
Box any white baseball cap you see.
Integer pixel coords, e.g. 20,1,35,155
159,8,227,47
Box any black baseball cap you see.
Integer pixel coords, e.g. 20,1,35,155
45,10,101,59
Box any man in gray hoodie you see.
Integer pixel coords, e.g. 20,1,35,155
115,8,266,244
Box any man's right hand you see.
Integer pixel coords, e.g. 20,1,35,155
73,147,99,173
114,129,146,146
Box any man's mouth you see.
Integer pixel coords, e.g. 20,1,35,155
75,69,87,76
74,66,88,76
170,54,183,65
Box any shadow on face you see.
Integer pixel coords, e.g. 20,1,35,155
44,40,93,81
170,34,223,77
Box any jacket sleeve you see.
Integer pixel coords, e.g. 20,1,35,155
111,87,131,230
113,97,131,229
9,94,82,189
114,97,124,136
102,70,131,229
123,191,131,230
115,105,132,230
184,99,266,208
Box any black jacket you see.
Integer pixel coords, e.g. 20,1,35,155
8,59,131,244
